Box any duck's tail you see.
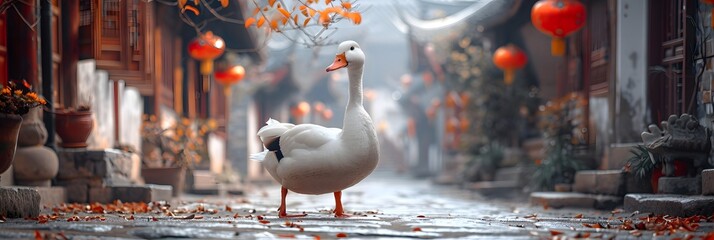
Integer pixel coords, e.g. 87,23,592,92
250,118,295,162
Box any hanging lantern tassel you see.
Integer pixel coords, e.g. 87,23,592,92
503,69,515,86
200,60,214,75
224,87,232,97
551,37,565,56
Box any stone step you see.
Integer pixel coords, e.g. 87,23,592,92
36,187,66,208
702,169,714,195
88,185,172,203
523,138,545,161
0,187,40,218
624,194,714,217
573,170,625,196
189,170,218,189
494,166,532,183
464,180,522,197
56,149,135,185
658,177,700,195
432,174,461,185
529,192,622,210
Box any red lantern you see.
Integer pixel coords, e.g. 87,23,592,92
704,0,714,28
531,0,586,56
493,44,528,85
313,102,325,113
291,101,311,118
188,31,226,75
214,65,245,86
321,108,333,121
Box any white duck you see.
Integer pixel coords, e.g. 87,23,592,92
251,41,379,217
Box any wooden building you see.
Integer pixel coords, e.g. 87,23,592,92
0,0,263,176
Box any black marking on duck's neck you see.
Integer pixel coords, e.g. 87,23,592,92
266,137,283,162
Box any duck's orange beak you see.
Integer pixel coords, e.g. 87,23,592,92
326,53,348,72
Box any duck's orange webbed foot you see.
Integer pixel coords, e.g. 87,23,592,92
278,186,308,218
333,209,351,218
333,191,351,218
278,211,308,218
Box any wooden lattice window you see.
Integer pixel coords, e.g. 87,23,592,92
129,0,140,52
79,0,93,27
648,0,695,121
102,0,121,39
587,0,610,93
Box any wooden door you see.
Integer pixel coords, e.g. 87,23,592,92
648,0,696,122
0,12,6,85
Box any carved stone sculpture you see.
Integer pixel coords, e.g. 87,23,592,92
641,114,710,177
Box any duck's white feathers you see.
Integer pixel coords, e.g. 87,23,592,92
253,40,379,195
279,124,342,152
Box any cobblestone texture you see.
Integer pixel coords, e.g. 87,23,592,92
1,172,714,239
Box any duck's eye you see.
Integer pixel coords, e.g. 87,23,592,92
350,46,355,51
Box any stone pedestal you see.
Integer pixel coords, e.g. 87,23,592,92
658,177,701,195
36,187,66,208
0,187,40,218
573,170,626,196
530,192,622,210
13,108,58,187
703,169,714,195
624,194,714,216
13,146,59,186
54,148,141,203
88,185,172,203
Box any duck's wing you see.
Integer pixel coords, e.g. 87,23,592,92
280,124,342,154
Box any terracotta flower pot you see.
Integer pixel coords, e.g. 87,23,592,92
0,113,23,175
54,110,93,148
142,167,186,197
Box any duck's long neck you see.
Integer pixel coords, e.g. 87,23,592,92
346,65,364,107
342,65,369,136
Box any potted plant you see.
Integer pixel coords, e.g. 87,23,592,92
531,94,588,191
140,115,216,196
625,145,687,193
54,105,93,148
0,80,46,177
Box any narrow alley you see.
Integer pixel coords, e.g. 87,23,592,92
0,172,712,239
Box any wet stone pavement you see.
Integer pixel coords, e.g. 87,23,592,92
1,171,714,239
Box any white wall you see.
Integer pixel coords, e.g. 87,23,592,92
77,60,115,149
615,0,648,143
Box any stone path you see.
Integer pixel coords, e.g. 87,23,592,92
1,171,714,239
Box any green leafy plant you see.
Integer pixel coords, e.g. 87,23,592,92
531,94,588,191
463,144,504,182
625,145,659,179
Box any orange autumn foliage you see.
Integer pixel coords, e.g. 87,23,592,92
244,0,362,31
